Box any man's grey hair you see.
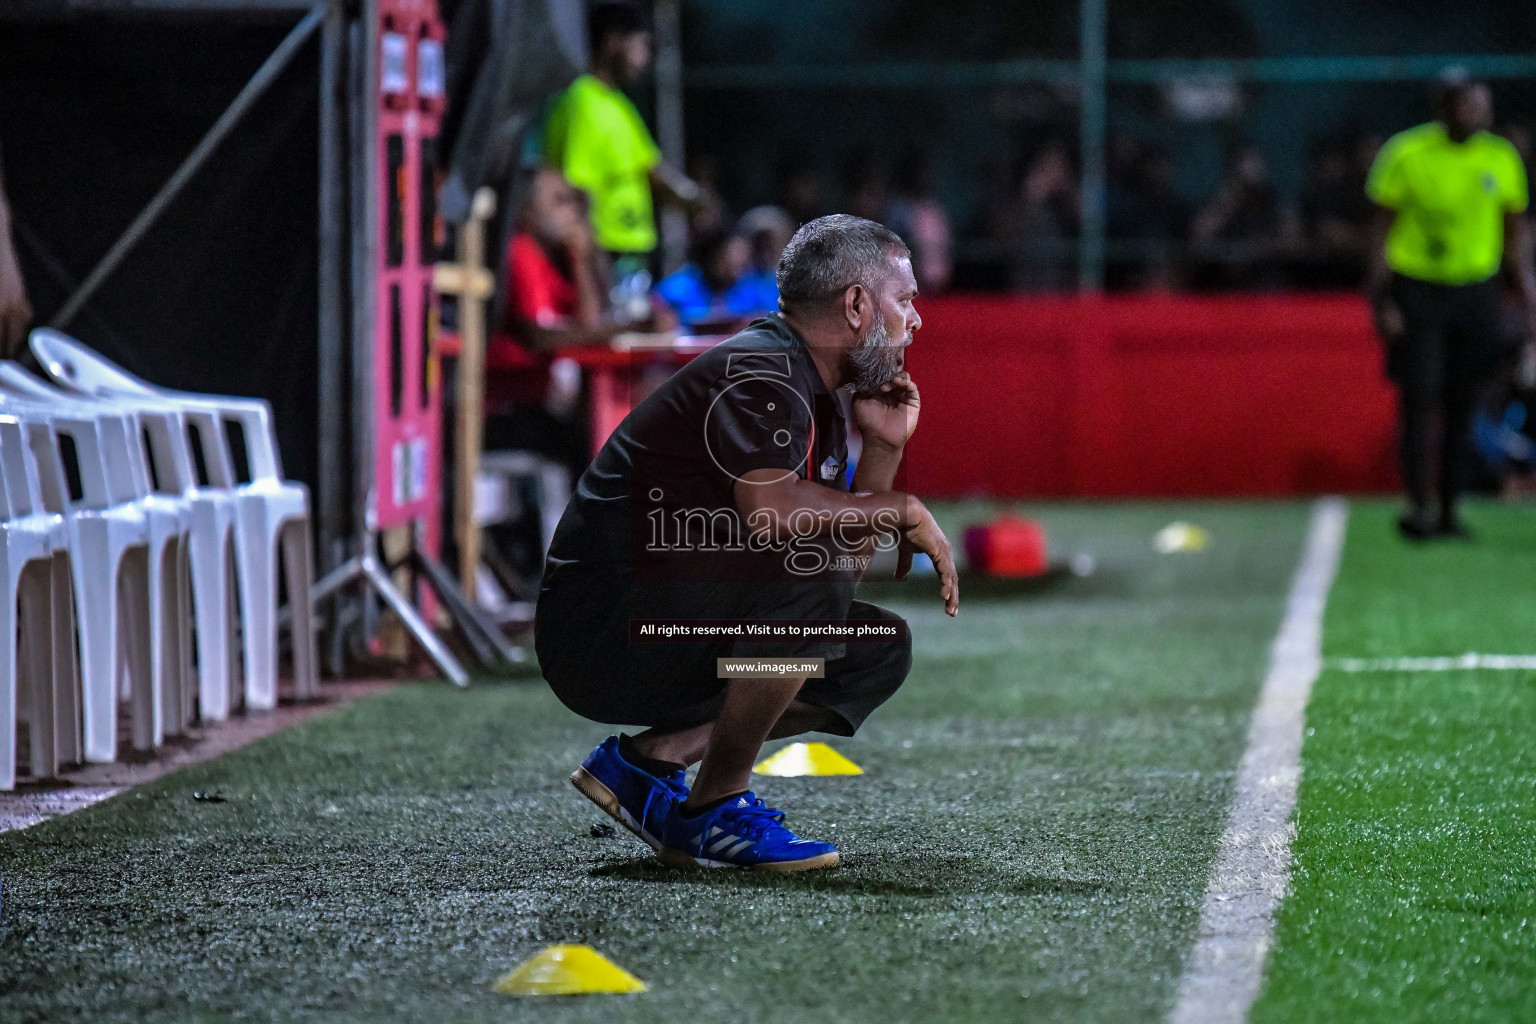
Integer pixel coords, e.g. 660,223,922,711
776,214,910,313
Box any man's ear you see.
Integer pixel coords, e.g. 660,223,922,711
842,284,866,333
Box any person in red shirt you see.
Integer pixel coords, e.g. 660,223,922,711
500,167,610,353
484,168,616,485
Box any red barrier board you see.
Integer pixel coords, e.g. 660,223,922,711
901,293,1399,497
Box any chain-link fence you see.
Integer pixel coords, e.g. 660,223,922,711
675,0,1536,293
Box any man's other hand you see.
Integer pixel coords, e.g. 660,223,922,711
852,371,920,453
897,496,958,616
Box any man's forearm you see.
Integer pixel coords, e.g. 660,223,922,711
851,440,903,494
734,474,912,546
651,162,700,207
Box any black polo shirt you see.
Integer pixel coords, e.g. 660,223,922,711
543,315,850,583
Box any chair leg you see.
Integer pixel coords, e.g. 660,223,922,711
226,533,244,714
155,541,183,738
281,517,319,700
178,541,196,732
0,559,19,790
189,515,231,723
118,548,157,752
19,562,55,781
51,553,81,766
73,537,120,764
237,513,279,712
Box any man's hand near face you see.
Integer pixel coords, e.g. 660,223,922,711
852,371,919,456
846,368,956,607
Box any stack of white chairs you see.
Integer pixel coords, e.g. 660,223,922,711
0,329,320,791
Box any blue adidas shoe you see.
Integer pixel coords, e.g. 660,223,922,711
570,736,689,851
660,792,840,871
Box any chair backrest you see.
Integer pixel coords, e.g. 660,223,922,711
0,395,135,511
0,373,150,504
30,327,282,484
0,416,31,522
29,327,156,397
0,413,67,522
0,363,194,499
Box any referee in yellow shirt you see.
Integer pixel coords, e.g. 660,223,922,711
1367,74,1536,539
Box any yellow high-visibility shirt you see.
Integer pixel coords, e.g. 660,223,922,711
1367,121,1528,285
543,74,660,254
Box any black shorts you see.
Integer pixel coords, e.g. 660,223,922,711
535,568,912,735
1386,274,1506,392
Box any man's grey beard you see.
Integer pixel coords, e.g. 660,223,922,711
847,315,907,396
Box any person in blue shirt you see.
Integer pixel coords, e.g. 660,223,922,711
731,205,795,314
655,229,773,327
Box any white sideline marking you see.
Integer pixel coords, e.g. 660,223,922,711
1168,497,1348,1024
1330,654,1536,672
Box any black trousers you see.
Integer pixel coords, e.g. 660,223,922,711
1387,274,1505,518
536,569,912,736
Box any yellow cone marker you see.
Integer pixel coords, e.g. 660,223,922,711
752,741,864,777
1153,521,1210,553
492,944,647,996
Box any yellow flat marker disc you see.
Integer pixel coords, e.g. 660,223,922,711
1153,521,1210,553
492,944,647,996
752,741,864,777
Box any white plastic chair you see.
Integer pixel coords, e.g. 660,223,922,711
0,364,231,728
0,398,154,763
29,330,316,709
0,414,80,790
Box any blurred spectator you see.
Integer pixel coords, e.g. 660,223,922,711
686,152,729,238
780,165,825,226
483,167,615,489
654,228,766,327
500,168,610,351
1104,133,1145,242
885,151,953,293
735,204,795,312
1297,137,1371,288
1473,373,1536,497
1190,141,1299,289
542,2,698,272
844,155,888,223
1352,130,1386,189
960,151,1022,290
1001,138,1079,292
1106,139,1190,290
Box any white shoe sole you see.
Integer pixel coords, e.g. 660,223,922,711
657,846,840,872
570,765,664,852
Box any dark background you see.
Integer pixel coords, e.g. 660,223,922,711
0,12,320,494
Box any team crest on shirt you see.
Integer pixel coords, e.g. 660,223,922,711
1482,172,1497,193
820,456,840,480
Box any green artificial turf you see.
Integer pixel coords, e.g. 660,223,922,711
1252,501,1536,1024
0,501,1310,1024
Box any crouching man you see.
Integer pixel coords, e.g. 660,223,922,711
535,214,958,871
